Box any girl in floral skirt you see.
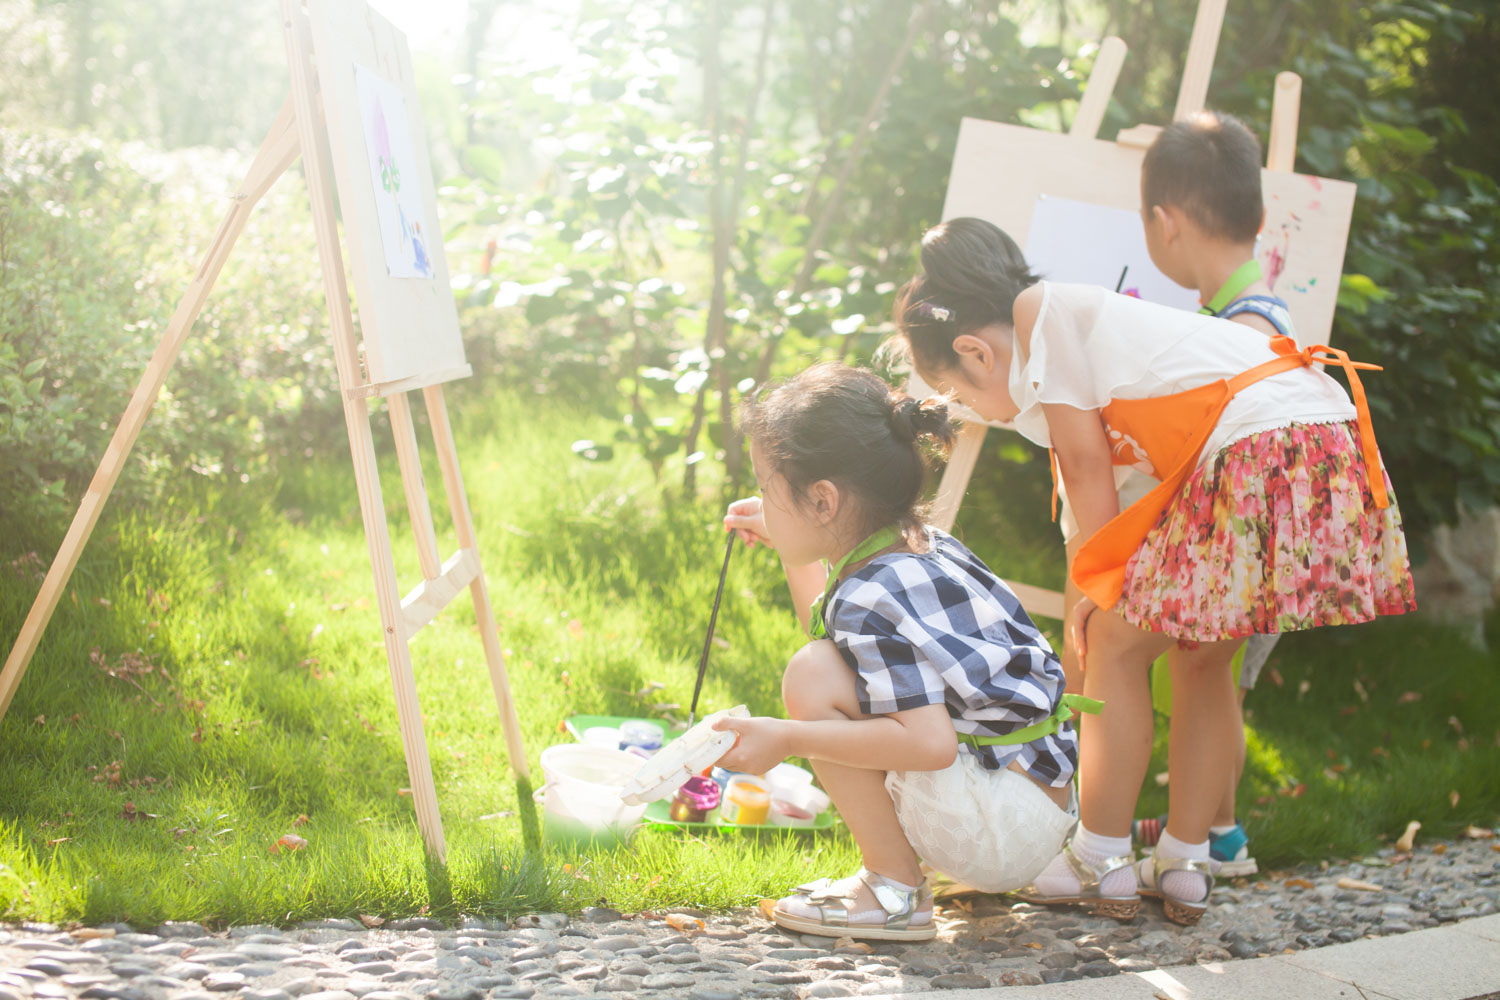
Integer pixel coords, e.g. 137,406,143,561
891,217,1415,925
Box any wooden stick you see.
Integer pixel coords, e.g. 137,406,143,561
0,97,300,723
1173,0,1228,121
282,0,447,861
1266,71,1302,172
388,392,443,581
1070,36,1127,141
423,384,530,781
401,547,481,638
931,421,989,533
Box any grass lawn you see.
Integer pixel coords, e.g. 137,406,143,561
2,387,1497,927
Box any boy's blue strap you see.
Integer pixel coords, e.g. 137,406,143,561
1218,295,1294,340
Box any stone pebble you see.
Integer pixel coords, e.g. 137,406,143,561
2,836,1498,1000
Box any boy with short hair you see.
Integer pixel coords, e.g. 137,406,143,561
1130,109,1300,877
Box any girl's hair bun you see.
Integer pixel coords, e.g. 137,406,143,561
889,393,955,450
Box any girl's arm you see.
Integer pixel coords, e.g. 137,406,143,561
1044,401,1118,544
1045,401,1117,654
725,496,826,634
715,704,957,775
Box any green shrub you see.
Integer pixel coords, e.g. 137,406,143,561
0,130,344,540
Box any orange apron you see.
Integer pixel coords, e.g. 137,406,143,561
1057,335,1390,611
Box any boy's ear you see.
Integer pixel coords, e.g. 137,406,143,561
1152,204,1182,245
952,333,995,373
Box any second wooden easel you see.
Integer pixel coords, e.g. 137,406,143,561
927,0,1315,624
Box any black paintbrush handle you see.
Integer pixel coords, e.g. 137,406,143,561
689,531,736,725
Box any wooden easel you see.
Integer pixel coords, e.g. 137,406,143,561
0,0,527,862
928,0,1311,623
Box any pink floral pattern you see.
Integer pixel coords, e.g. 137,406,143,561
1116,420,1417,642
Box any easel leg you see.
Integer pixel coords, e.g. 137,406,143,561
281,0,448,861
930,421,989,533
0,99,300,723
343,395,450,862
422,385,530,782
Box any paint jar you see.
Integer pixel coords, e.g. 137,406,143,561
768,797,817,828
720,775,771,825
709,765,740,790
668,776,721,823
581,726,622,749
617,719,664,755
766,762,814,801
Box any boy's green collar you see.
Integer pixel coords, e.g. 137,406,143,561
1200,259,1262,315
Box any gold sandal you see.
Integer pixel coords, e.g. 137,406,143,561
1011,843,1140,921
772,867,936,942
1136,853,1216,926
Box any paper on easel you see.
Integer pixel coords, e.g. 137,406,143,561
354,64,434,279
1024,195,1200,312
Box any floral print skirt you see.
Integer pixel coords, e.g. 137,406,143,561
1116,419,1417,642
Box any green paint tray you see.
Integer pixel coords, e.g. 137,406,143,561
563,713,838,833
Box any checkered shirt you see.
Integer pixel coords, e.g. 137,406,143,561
824,528,1077,786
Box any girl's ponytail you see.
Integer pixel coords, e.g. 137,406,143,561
889,394,955,451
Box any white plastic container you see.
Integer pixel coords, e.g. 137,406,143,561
619,705,749,805
536,744,649,846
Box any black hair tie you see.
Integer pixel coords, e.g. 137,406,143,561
890,397,920,443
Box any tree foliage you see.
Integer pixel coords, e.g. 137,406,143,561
0,0,1495,541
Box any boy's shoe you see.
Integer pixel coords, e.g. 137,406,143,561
1132,816,1259,877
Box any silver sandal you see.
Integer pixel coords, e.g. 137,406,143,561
772,867,936,941
1136,853,1216,926
1011,843,1141,921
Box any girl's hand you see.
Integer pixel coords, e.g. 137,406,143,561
712,715,790,775
1070,595,1099,661
724,496,773,549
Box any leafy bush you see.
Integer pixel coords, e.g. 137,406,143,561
0,130,343,538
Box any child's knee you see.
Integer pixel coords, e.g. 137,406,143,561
783,640,846,720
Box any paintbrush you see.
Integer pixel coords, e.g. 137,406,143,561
686,531,735,729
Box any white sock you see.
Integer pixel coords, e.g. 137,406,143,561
1209,823,1237,836
1157,831,1211,902
1034,825,1135,898
878,873,923,893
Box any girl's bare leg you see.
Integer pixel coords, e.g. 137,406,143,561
782,640,923,886
1166,640,1241,846
1077,611,1174,837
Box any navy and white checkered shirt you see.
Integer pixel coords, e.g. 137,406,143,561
824,528,1077,786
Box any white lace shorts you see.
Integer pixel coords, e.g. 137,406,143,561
886,750,1077,894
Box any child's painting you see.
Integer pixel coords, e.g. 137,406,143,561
354,64,433,280
1023,195,1201,313
1257,173,1350,309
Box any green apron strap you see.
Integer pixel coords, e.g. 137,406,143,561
807,525,902,639
955,693,1103,748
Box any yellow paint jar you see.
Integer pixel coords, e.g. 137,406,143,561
720,775,771,825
